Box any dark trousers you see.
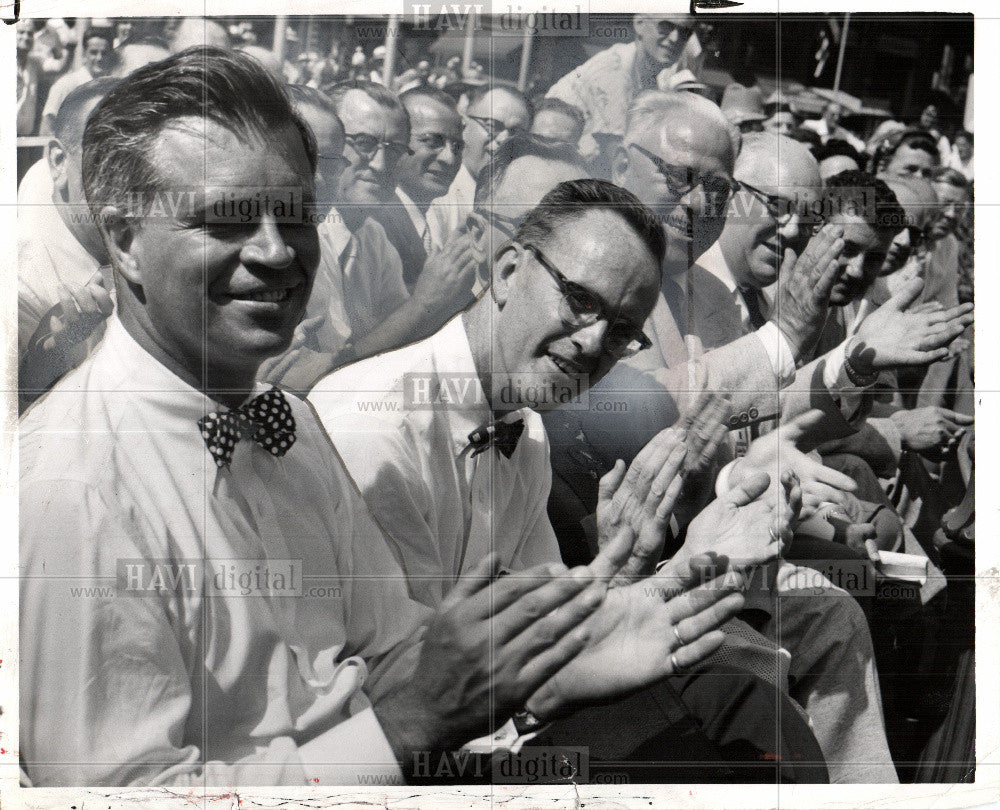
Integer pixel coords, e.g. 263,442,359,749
487,667,827,785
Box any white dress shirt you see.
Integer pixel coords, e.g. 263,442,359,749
20,318,428,786
310,315,560,607
426,163,475,244
696,242,797,386
18,176,107,361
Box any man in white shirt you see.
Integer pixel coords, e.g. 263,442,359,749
427,83,532,241
312,177,831,782
546,14,703,168
19,77,119,404
376,86,465,286
21,46,753,787
40,27,114,135
265,82,480,393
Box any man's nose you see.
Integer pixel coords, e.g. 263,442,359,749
778,212,801,240
842,254,865,280
367,145,389,174
571,319,610,359
440,142,460,166
241,215,295,268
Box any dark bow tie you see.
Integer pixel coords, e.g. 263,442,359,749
467,418,525,459
199,387,297,468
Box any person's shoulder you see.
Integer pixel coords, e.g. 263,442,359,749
570,42,633,77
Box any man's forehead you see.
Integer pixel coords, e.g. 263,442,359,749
492,156,582,209
830,213,878,246
407,98,461,133
151,117,311,183
469,89,527,118
736,142,821,195
340,90,407,130
544,210,659,300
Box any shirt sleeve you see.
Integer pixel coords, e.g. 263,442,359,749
20,477,402,787
821,340,877,422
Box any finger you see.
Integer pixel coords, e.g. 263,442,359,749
782,409,826,443
672,591,747,650
669,629,728,673
887,276,925,311
864,538,882,564
653,446,689,521
801,458,858,492
779,247,798,281
800,479,850,507
440,552,505,609
723,468,771,505
927,303,973,324
509,581,605,675
812,238,846,300
941,409,975,426
597,459,627,508
491,566,595,643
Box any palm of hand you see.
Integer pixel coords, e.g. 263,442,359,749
683,498,773,567
526,585,673,713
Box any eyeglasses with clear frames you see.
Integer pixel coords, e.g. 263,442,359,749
415,132,465,154
343,132,413,163
522,243,653,359
467,114,526,142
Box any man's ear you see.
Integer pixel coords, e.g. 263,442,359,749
464,211,489,257
612,145,629,184
46,139,69,194
100,206,142,286
491,243,521,309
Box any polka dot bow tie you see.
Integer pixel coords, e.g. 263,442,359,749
199,387,297,469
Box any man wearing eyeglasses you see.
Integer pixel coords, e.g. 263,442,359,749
429,83,532,241
373,86,465,287
264,81,479,392
546,14,702,170
308,178,829,782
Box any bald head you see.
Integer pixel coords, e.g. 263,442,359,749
616,91,739,271
735,132,820,189
719,134,822,290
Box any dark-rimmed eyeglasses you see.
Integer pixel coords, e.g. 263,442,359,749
627,142,737,204
475,207,523,240
522,243,652,359
738,180,796,226
468,114,526,142
415,132,465,155
343,132,412,163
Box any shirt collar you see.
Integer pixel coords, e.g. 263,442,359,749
698,241,738,294
100,316,272,427
428,316,529,459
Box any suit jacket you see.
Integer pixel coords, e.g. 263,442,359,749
369,195,428,291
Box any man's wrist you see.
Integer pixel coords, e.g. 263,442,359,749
845,336,878,379
771,318,808,361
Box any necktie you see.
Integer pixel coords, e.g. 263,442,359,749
199,387,297,468
467,418,525,459
739,286,768,330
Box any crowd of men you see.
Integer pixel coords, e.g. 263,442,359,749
17,13,975,788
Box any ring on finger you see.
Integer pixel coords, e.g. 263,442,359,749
673,625,686,647
670,652,684,674
769,525,782,544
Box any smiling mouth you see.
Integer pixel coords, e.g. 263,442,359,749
548,353,586,377
232,288,295,304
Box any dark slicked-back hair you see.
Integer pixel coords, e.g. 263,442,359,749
53,76,120,151
872,127,940,173
514,179,666,271
823,169,906,236
285,82,339,118
473,133,588,208
82,47,316,219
